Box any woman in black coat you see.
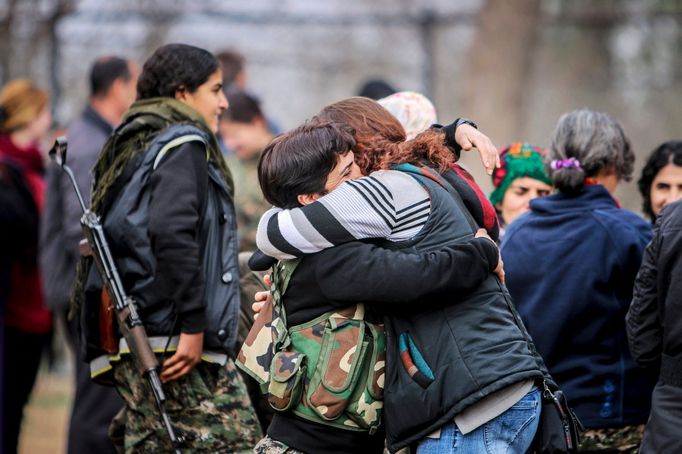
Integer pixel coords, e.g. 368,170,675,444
627,199,682,453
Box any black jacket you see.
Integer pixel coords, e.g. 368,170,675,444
0,158,39,309
627,199,682,368
0,158,39,267
382,168,552,452
82,123,240,362
626,200,682,453
269,237,499,454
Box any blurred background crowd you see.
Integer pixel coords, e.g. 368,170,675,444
1,0,681,453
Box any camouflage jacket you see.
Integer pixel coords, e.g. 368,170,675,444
236,258,385,434
225,155,270,252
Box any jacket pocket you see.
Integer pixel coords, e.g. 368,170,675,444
398,331,434,389
268,350,307,412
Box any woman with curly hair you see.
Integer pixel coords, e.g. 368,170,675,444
255,97,555,453
257,97,500,257
638,140,682,222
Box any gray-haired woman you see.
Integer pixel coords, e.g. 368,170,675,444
501,109,657,452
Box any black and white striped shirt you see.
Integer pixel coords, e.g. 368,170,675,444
256,170,431,259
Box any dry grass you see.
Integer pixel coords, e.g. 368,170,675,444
18,368,73,454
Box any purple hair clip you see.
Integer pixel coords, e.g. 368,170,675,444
550,157,581,171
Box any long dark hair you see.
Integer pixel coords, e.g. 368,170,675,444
136,43,218,99
638,140,682,220
315,97,454,175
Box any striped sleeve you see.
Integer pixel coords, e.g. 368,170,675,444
255,170,431,259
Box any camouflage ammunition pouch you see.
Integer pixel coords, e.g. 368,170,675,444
289,305,385,433
236,258,385,434
268,350,307,412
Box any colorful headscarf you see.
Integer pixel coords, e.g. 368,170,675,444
489,143,552,207
378,91,437,140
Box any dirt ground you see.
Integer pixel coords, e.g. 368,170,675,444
18,366,73,454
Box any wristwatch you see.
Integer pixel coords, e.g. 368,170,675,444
455,117,478,130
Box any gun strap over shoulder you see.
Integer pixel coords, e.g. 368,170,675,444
270,258,301,351
150,127,209,171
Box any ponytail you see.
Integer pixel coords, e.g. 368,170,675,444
550,158,586,195
549,109,634,195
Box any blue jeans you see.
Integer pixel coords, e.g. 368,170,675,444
417,388,541,454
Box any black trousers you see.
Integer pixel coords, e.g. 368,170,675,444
67,316,124,454
2,326,50,454
640,382,682,454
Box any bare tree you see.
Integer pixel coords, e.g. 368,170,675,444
0,0,20,84
0,0,74,94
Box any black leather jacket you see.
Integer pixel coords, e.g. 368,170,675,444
81,124,240,362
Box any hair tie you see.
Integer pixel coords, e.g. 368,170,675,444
0,106,7,123
550,157,581,171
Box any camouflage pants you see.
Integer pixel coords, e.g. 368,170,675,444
579,424,645,453
110,356,262,453
253,435,305,454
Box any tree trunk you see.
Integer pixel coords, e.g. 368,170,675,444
460,0,542,146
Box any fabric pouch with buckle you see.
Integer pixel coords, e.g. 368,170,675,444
268,350,307,412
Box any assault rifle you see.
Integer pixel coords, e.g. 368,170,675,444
49,137,183,453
